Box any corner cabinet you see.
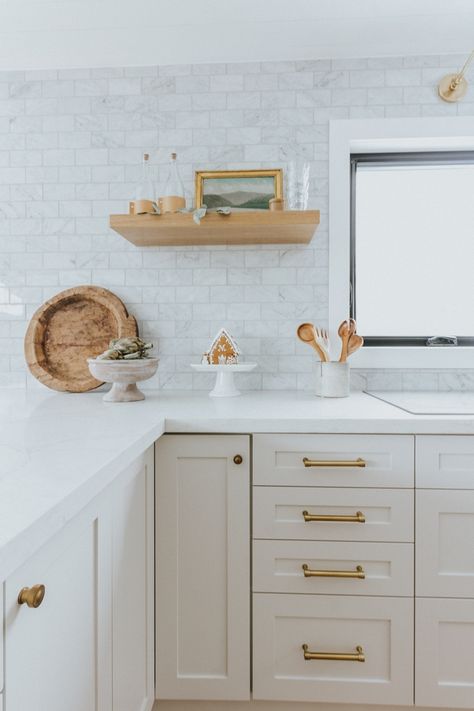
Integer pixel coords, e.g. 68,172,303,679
155,434,250,701
2,447,154,711
4,492,110,711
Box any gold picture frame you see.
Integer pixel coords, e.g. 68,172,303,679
195,169,283,210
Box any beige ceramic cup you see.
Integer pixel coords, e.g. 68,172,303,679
158,196,186,213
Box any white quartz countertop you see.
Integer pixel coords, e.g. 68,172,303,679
1,388,474,580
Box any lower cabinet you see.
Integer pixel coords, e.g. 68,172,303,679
416,490,474,598
155,434,250,701
416,598,474,709
253,593,414,705
4,501,109,711
3,447,154,711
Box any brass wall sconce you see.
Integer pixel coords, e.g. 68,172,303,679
438,50,474,102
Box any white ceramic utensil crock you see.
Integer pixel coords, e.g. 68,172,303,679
314,361,350,398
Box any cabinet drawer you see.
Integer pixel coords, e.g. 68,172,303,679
416,490,474,598
416,598,474,708
253,487,414,542
417,435,474,488
253,540,413,596
253,593,413,705
254,434,414,487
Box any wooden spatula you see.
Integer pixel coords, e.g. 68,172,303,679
338,320,352,362
348,333,364,356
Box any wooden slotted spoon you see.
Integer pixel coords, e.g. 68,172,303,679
297,323,328,362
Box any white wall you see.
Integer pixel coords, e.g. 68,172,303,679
0,53,473,391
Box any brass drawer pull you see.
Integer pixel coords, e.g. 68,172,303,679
302,643,365,662
302,510,366,523
302,564,365,579
303,457,366,468
18,584,45,608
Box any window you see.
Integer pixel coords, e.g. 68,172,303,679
350,151,474,347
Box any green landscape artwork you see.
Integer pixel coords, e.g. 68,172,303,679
202,176,275,210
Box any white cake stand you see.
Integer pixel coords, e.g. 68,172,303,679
190,363,257,397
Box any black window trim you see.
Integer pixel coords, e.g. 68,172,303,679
350,150,474,348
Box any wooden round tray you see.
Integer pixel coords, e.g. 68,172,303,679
25,286,138,392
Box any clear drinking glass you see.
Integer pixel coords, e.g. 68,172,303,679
286,158,310,210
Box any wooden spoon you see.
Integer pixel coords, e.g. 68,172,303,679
348,333,364,357
338,320,351,362
297,323,327,361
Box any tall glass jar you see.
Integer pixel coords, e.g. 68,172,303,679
286,156,310,210
133,153,155,214
159,152,186,213
281,138,311,210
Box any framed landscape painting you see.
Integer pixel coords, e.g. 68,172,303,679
195,169,283,210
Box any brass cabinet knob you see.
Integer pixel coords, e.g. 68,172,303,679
233,454,243,465
18,584,46,608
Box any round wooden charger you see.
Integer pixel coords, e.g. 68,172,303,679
24,285,138,392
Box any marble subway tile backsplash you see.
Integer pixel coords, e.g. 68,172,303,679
0,54,473,390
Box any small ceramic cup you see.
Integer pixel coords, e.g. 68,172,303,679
314,361,350,398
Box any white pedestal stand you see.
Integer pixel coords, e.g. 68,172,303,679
190,363,257,397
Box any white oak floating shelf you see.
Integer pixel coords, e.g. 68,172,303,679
109,210,320,247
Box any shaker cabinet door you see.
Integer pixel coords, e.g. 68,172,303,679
4,503,110,711
416,598,474,708
416,490,474,598
155,434,250,701
417,435,474,489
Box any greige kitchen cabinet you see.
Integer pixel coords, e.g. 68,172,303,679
415,598,474,708
4,429,474,711
155,434,250,701
4,495,110,711
416,489,474,598
253,433,414,487
2,448,154,711
415,436,474,708
417,435,474,489
252,433,415,706
253,593,414,705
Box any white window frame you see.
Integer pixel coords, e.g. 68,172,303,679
329,116,474,369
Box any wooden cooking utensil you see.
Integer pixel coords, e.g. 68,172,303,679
314,326,330,362
337,319,352,363
348,333,364,357
297,323,328,362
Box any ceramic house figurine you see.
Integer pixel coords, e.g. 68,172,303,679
203,328,240,365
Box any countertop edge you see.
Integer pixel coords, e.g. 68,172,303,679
0,419,165,582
